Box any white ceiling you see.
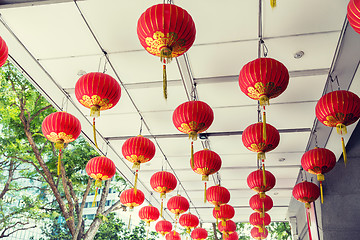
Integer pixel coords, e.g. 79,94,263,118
0,0,353,225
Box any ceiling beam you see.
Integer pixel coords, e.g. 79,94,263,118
0,0,85,8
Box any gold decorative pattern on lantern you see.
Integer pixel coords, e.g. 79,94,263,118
178,122,206,134
154,186,173,193
125,155,150,164
46,132,75,143
247,82,282,100
194,167,216,175
90,173,109,181
249,143,267,152
79,95,113,110
145,31,187,57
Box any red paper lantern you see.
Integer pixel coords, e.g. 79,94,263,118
251,227,268,240
218,220,236,236
42,112,81,175
155,220,172,236
167,195,189,218
165,231,181,240
247,169,276,198
139,205,160,226
191,228,208,240
179,213,199,233
301,147,336,203
239,58,289,106
249,212,271,233
122,135,155,193
223,232,239,240
213,204,235,226
206,185,230,210
137,4,196,99
249,194,273,217
120,188,145,210
0,36,9,67
348,0,360,34
191,149,222,181
315,90,360,165
292,181,320,209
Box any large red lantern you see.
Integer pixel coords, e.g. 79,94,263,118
251,227,268,240
213,204,235,226
191,228,208,240
293,181,320,240
167,195,189,219
247,169,276,199
249,194,273,217
165,231,181,240
150,171,177,216
173,101,214,169
120,188,145,210
223,232,239,240
42,112,81,175
249,212,271,233
191,149,222,202
122,135,155,193
239,57,288,141
155,220,172,236
137,4,196,99
218,220,236,236
179,213,199,233
75,72,121,149
301,147,336,203
139,205,160,227
0,36,8,67
242,122,279,185
206,185,230,210
86,156,116,206
315,90,360,165
348,0,360,34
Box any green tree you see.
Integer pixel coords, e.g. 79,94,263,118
0,62,125,239
267,222,292,240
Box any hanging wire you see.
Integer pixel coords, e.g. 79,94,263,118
329,75,334,92
139,117,143,135
97,55,105,72
103,58,108,73
314,130,318,148
216,172,221,186
257,103,262,122
190,82,198,101
334,76,341,90
260,39,269,57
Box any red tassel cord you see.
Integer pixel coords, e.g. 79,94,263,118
306,206,312,240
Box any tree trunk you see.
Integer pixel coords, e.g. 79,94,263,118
0,160,15,199
212,222,220,240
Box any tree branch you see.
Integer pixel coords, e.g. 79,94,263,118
73,178,92,240
30,104,52,121
0,160,15,199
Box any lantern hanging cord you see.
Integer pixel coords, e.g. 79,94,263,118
314,130,318,148
139,117,143,135
191,82,198,101
260,39,268,57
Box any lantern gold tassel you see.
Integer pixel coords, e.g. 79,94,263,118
134,170,139,195
204,182,207,203
262,111,267,141
262,162,267,187
320,181,324,204
336,123,347,135
161,199,163,218
270,0,276,8
261,201,265,218
163,64,167,99
221,219,226,226
257,152,266,161
90,105,100,118
93,118,99,150
259,95,269,106
57,149,62,176
259,226,263,233
341,137,347,166
128,214,131,230
191,141,194,169
55,139,64,150
306,208,313,240
146,229,149,240
92,180,101,207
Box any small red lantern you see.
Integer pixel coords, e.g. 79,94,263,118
206,185,230,210
156,220,172,236
251,227,268,240
315,90,360,165
249,212,271,233
213,204,235,226
179,213,199,233
301,147,336,203
191,149,222,202
218,220,236,236
137,4,196,99
42,112,81,175
223,232,239,240
139,205,160,226
75,72,121,149
293,181,320,240
191,228,208,240
86,156,116,206
247,169,276,199
150,171,177,216
122,135,155,193
348,0,360,34
249,194,273,217
165,231,181,240
120,188,145,210
0,36,9,67
167,195,189,219
242,122,279,186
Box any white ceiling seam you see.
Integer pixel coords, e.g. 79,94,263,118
72,0,204,221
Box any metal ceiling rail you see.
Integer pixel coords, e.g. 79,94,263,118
105,128,311,141
72,1,203,221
